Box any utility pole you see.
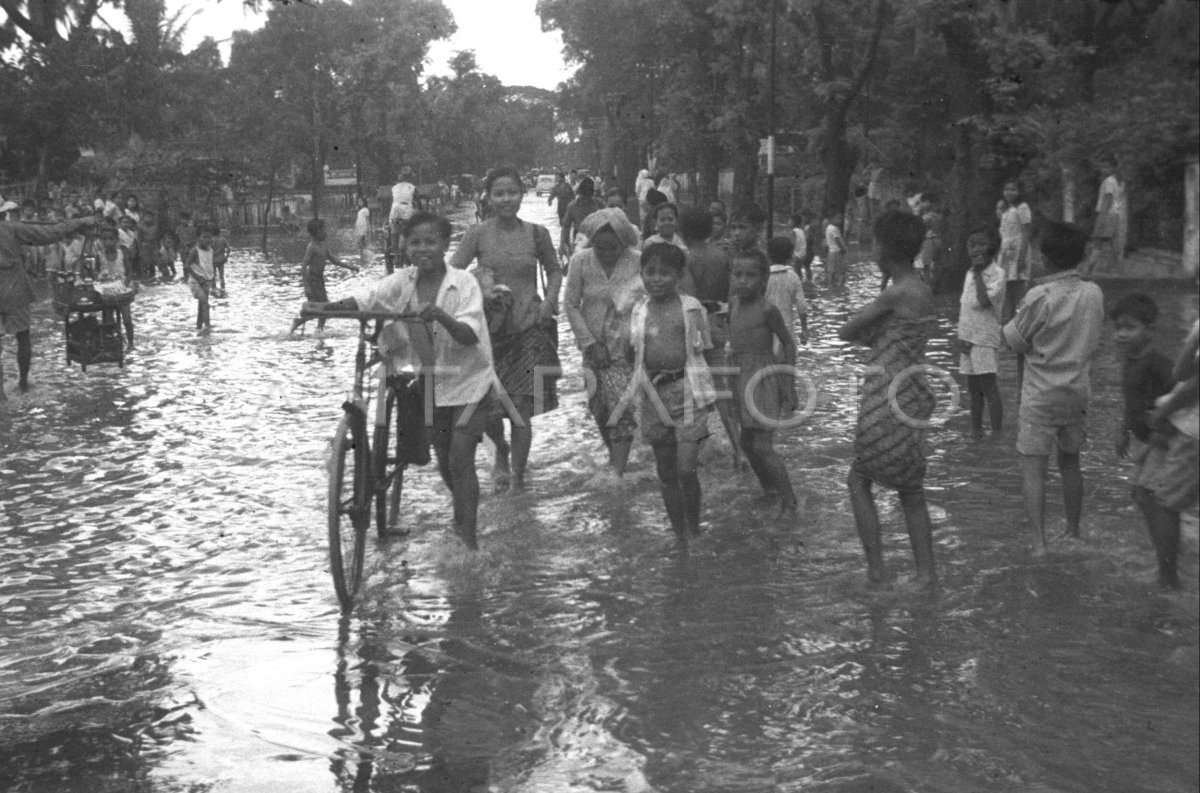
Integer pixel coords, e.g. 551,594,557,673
766,0,778,239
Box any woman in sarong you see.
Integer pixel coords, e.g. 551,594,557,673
450,166,562,492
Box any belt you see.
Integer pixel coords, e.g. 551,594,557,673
648,369,686,386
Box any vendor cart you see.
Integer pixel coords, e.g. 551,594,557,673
51,272,134,371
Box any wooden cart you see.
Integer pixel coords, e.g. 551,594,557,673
52,275,133,371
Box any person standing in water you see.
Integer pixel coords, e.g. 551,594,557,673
450,166,562,493
290,218,360,333
839,210,940,590
728,248,799,515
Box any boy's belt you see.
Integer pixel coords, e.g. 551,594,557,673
648,369,686,386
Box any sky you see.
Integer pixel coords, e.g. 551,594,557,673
167,0,574,91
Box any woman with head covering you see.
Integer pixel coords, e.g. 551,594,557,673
563,208,645,476
450,166,562,493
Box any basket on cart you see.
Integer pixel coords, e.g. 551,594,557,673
52,272,135,370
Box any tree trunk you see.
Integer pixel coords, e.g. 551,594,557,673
731,136,759,210
821,115,855,219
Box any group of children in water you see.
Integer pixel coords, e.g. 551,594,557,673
294,170,1196,591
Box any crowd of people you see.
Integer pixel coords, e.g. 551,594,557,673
0,188,235,396
3,165,1196,591
304,165,1197,592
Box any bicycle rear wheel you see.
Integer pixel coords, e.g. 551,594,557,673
329,410,370,610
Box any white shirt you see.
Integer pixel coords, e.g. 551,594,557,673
355,266,494,407
957,261,1006,347
389,181,416,222
824,223,845,254
1096,174,1125,215
792,227,807,260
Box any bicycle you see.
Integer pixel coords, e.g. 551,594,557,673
300,305,431,610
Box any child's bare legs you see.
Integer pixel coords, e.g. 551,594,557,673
1020,451,1082,552
215,263,226,291
485,417,511,489
967,374,1002,436
1132,485,1182,588
651,439,702,538
120,305,134,346
898,488,937,589
433,428,480,550
1019,454,1050,554
1058,450,1083,538
610,438,632,477
848,468,889,585
741,427,797,512
509,404,533,491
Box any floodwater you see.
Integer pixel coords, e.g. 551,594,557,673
0,199,1196,793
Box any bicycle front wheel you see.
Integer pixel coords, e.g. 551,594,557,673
328,410,370,610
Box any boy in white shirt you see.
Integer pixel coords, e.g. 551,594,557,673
316,212,497,550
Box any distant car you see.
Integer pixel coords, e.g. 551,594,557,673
535,174,557,196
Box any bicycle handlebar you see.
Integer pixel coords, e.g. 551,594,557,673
299,306,424,323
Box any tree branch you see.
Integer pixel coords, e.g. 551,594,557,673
840,0,888,115
0,0,54,43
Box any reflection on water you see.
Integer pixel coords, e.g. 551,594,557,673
1,202,1197,793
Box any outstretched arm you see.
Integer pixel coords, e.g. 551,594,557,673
766,304,796,368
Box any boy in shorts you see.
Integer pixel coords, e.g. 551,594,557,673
628,242,717,540
1003,221,1104,554
1110,293,1189,588
314,212,496,550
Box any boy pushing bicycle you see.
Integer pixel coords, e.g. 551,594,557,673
312,212,496,550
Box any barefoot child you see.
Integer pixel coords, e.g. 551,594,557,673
957,226,1006,437
1113,294,1196,589
183,224,216,333
210,223,230,295
839,210,940,588
679,206,742,468
313,212,495,550
632,242,717,539
765,236,809,351
353,196,371,265
1003,221,1104,554
729,248,799,513
291,218,359,333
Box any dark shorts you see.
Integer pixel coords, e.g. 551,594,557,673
641,375,711,447
431,393,494,443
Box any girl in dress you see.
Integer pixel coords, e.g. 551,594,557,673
996,179,1033,322
354,196,371,265
838,210,939,590
728,249,798,514
184,224,216,333
450,166,562,492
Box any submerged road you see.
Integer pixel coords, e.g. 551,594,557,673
0,198,1197,793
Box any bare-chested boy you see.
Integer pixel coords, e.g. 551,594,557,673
678,206,742,467
627,242,717,539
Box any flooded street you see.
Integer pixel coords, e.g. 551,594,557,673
1,200,1197,793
